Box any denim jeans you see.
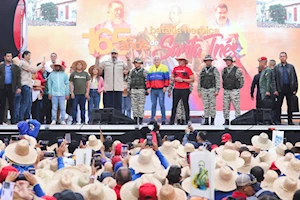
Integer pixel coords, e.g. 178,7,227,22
14,93,21,123
88,89,100,121
104,91,122,112
150,89,166,121
122,96,131,118
52,96,66,122
72,94,86,123
19,85,32,121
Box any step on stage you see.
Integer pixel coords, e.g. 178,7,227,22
1,124,300,145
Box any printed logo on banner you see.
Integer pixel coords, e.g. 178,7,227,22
190,151,215,199
272,130,284,147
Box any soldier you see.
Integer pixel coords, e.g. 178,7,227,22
198,55,220,125
258,57,272,100
168,81,193,125
222,56,244,125
127,58,148,124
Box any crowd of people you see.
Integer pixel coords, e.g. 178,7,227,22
257,21,300,28
0,119,298,200
0,49,297,126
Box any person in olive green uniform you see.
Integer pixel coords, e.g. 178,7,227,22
258,57,272,100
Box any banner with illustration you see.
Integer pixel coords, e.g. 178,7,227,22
27,0,300,111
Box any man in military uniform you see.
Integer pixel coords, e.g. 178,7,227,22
258,57,272,100
222,56,244,125
127,58,148,124
198,55,220,125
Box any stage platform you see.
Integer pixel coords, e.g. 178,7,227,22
0,124,300,146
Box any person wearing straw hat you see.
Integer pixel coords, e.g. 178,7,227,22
169,55,195,125
19,51,45,121
127,57,148,124
69,60,90,125
198,55,220,125
222,55,244,125
214,166,237,199
87,65,104,124
47,61,69,125
95,49,132,112
273,176,300,200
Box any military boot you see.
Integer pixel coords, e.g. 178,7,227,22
134,117,138,124
210,117,215,125
223,119,230,125
204,118,209,125
139,118,143,125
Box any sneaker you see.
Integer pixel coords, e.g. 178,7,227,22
60,121,66,125
50,120,56,125
2,122,7,125
162,121,166,125
67,120,72,125
72,122,77,125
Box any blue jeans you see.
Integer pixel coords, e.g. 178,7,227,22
72,94,86,123
150,89,166,121
104,91,122,112
19,85,32,121
88,89,100,121
122,96,131,118
52,96,66,121
14,93,21,123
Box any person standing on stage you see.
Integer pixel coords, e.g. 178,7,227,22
47,61,69,125
19,51,45,121
146,56,170,125
96,49,131,112
222,56,244,125
250,66,262,108
169,55,194,125
273,52,298,125
127,58,148,124
0,52,21,125
198,55,220,125
268,59,276,70
69,60,90,125
122,68,131,118
258,57,272,100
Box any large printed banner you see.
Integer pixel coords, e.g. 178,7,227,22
27,0,300,111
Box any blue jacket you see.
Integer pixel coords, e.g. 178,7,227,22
215,190,234,200
47,71,69,96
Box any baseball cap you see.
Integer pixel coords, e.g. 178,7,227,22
258,57,267,62
269,161,279,171
139,183,157,200
111,49,118,54
236,174,257,187
221,133,232,143
0,166,18,183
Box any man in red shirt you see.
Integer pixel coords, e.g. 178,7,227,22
169,55,194,125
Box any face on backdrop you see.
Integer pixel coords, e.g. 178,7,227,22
216,7,228,25
4,53,12,63
280,53,287,63
108,2,124,23
169,7,180,24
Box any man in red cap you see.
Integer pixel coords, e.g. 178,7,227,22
138,183,158,200
258,57,272,101
221,133,232,144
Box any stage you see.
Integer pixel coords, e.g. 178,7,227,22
1,124,300,146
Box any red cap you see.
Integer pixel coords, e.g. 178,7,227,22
42,196,57,200
211,144,219,150
0,166,18,183
258,57,267,62
111,156,122,168
115,143,123,156
139,183,157,200
269,161,279,171
221,133,232,143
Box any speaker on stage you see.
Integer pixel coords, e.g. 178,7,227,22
90,108,136,125
231,109,257,125
256,108,272,125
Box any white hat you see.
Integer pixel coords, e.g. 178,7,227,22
251,132,272,150
238,151,259,174
216,149,244,169
261,170,278,192
255,151,276,166
46,173,83,195
215,142,236,156
159,141,179,166
82,182,117,200
273,176,300,200
276,157,300,177
214,166,237,192
182,177,191,194
86,135,103,151
158,184,187,200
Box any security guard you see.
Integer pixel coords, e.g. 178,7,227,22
127,58,148,124
198,55,220,125
222,56,244,125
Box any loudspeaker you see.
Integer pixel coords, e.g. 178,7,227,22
256,108,272,125
90,108,136,125
231,109,256,125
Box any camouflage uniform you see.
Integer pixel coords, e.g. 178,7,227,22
168,81,193,123
198,65,220,125
127,64,148,124
222,64,244,124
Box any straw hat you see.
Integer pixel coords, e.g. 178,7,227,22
275,152,295,173
181,166,191,180
159,141,179,166
120,174,162,200
171,140,181,149
215,158,226,169
182,177,191,194
273,176,300,200
53,167,84,183
153,169,167,185
0,158,8,169
255,151,276,166
261,170,278,191
82,182,117,200
77,174,90,188
88,65,101,76
36,169,54,180
286,142,293,150
258,162,270,174
275,143,287,157
5,139,37,165
175,54,188,62
216,149,244,169
158,184,187,200
86,135,103,151
238,151,259,174
251,132,272,150
276,157,300,177
0,141,5,151
103,162,114,174
215,142,236,156
46,173,83,196
72,60,87,71
37,159,51,169
292,142,300,152
51,61,66,71
23,135,37,147
215,166,237,192
102,177,117,189
129,148,163,174
176,145,186,158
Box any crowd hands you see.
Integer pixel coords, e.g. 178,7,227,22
0,119,299,199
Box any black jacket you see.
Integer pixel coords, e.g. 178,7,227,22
0,63,21,92
272,62,298,93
